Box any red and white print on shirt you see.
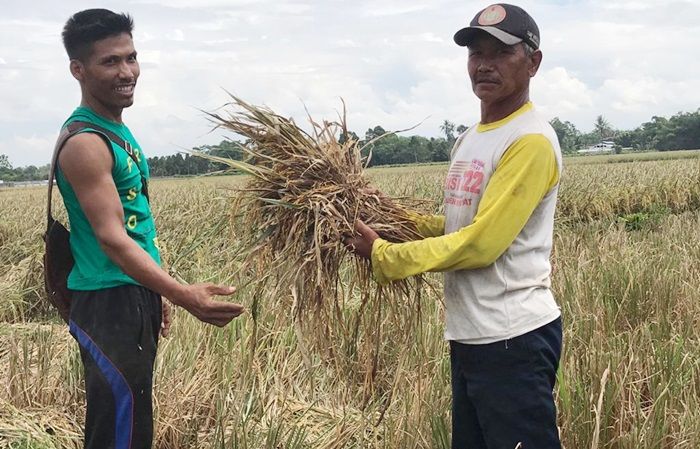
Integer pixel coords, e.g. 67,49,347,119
445,158,486,207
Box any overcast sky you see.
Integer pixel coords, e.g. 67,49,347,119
1,0,699,167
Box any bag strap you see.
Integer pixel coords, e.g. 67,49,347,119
68,122,148,201
46,121,149,231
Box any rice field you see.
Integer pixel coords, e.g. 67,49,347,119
1,151,700,448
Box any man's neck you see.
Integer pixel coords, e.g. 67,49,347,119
480,91,530,124
80,98,123,124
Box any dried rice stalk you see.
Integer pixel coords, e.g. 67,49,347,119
200,95,426,395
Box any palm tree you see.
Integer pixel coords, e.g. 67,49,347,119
440,120,456,142
594,115,614,140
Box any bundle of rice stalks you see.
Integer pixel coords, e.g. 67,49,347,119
201,95,428,394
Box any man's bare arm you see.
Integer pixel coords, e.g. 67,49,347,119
59,133,244,326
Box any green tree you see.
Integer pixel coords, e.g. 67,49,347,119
429,137,450,162
0,154,11,170
440,120,456,143
339,130,360,145
0,154,12,181
594,115,615,141
549,117,582,153
364,126,387,142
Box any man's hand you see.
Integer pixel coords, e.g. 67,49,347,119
169,284,245,327
160,300,172,338
344,220,380,260
361,185,394,207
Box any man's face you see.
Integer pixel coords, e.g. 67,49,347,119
72,33,139,113
467,32,540,107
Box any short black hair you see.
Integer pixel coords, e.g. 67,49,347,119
62,9,134,61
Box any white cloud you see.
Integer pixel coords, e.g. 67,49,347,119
600,77,700,115
533,67,595,120
334,39,360,48
0,135,57,168
1,0,699,166
364,4,432,17
131,0,259,7
275,3,313,14
596,0,653,11
165,29,185,41
202,38,250,46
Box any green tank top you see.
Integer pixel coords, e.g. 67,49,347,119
56,106,161,290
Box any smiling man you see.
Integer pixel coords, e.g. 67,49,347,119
346,3,563,448
56,9,244,449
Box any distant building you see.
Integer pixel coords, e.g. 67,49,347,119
577,141,615,155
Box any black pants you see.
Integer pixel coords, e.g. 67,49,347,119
450,317,563,449
69,285,162,449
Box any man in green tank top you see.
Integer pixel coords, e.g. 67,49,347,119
57,10,244,449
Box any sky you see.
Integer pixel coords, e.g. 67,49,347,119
1,0,699,167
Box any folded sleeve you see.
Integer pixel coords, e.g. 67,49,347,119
371,134,559,285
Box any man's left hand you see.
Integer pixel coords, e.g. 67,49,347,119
344,220,379,260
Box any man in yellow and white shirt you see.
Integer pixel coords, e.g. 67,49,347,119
347,4,563,448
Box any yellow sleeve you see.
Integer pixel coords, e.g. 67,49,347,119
406,211,445,238
371,134,559,285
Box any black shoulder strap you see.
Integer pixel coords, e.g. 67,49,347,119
66,121,142,168
46,121,149,230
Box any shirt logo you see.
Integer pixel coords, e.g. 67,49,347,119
445,159,485,207
478,4,507,26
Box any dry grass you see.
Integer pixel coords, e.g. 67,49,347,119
1,151,700,448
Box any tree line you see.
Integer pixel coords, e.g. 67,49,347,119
550,109,700,153
0,155,50,182
147,121,465,177
2,109,699,181
146,108,700,176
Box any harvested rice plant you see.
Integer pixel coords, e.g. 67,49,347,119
1,115,700,447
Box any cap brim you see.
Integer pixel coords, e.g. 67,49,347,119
454,26,523,47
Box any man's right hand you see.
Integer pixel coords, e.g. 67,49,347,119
344,219,380,260
170,283,245,327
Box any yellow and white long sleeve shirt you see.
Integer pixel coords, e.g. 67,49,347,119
371,102,562,344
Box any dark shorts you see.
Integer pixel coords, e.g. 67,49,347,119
450,317,563,449
69,284,162,449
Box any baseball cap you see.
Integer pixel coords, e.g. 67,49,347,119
454,3,540,50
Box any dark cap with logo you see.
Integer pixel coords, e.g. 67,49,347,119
454,3,540,50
